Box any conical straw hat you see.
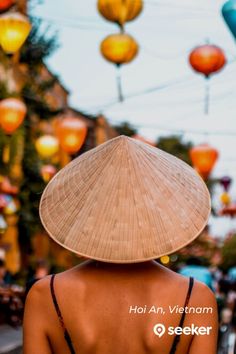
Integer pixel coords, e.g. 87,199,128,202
39,135,211,263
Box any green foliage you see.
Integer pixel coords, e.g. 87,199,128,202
157,135,193,165
16,15,59,252
221,235,236,270
113,121,137,137
20,16,59,65
18,131,45,246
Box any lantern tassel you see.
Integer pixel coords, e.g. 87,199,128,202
204,78,210,115
116,64,123,102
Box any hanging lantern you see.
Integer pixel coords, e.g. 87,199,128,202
189,144,219,179
40,165,57,183
35,135,59,159
97,0,143,28
101,33,138,101
220,192,231,206
189,45,226,114
0,12,31,54
220,176,232,191
0,98,26,134
189,45,226,77
0,0,14,13
57,117,87,155
0,214,7,233
222,0,236,40
101,33,138,65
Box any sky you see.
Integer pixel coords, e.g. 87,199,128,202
31,0,236,237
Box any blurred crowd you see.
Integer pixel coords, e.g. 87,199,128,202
179,257,236,354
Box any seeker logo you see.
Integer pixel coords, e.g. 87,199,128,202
153,323,212,337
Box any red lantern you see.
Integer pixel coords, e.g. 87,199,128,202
0,98,27,134
189,45,226,114
40,165,57,183
57,117,87,155
189,144,219,179
189,45,226,77
0,0,14,13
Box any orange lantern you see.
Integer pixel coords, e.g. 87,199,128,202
35,135,59,159
97,0,143,28
100,33,138,101
40,165,57,183
0,98,26,134
189,44,226,114
189,144,219,179
57,117,87,155
0,0,14,13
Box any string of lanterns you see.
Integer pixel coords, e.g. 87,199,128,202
218,175,236,218
98,0,143,101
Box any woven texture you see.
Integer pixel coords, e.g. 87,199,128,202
39,135,211,263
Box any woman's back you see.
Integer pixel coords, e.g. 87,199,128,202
23,260,218,354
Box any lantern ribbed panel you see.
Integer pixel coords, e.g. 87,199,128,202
97,0,143,25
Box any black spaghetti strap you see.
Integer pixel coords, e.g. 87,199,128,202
169,277,194,354
50,274,76,354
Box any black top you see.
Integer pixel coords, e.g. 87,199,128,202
50,274,194,354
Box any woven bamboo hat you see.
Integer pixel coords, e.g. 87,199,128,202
39,135,211,263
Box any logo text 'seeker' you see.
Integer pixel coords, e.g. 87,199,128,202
153,323,212,337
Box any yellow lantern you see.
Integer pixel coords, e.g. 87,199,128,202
0,98,26,134
160,255,170,265
35,135,59,159
220,192,231,206
97,0,143,27
100,33,138,101
0,12,31,54
101,33,138,65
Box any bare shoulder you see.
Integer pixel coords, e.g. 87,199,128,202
25,275,52,309
190,279,217,308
